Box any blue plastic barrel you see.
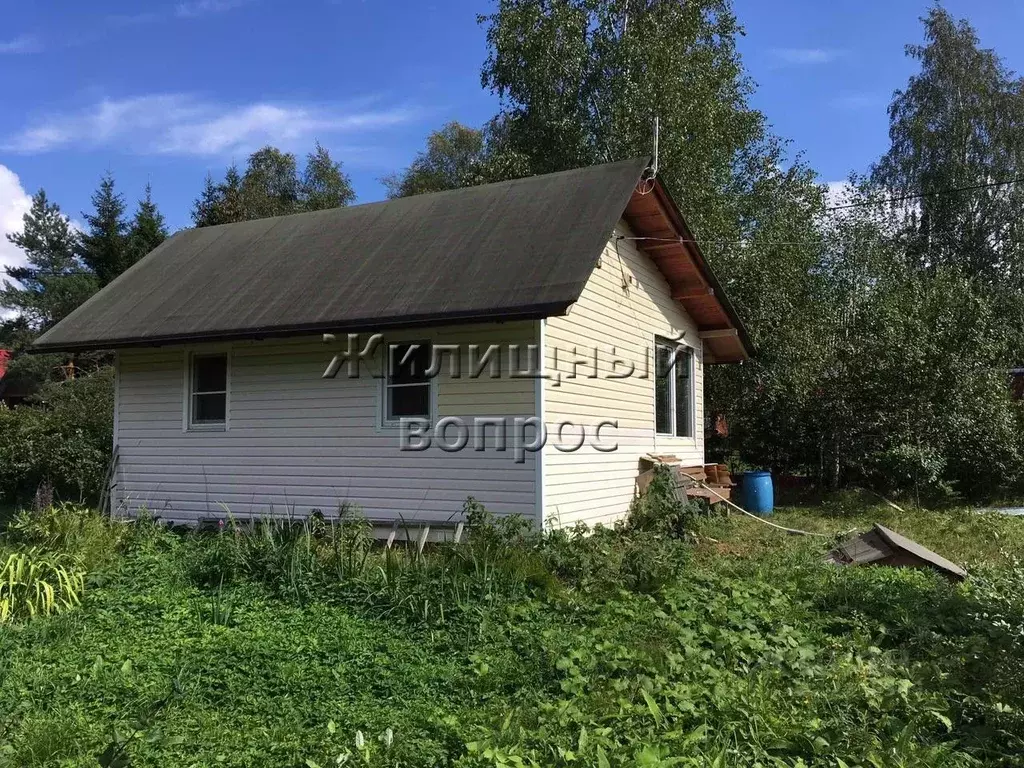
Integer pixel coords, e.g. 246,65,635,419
740,471,774,516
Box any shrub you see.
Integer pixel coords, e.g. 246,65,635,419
626,465,707,537
0,368,113,506
7,502,125,572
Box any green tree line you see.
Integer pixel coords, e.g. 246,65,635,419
3,3,1022,504
0,145,355,382
383,4,1024,502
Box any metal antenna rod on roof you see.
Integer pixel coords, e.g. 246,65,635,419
651,116,659,177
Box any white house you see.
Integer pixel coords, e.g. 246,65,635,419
34,158,750,529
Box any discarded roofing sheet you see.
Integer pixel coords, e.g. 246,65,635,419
828,524,967,581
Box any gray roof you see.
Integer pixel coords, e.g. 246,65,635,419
34,157,650,352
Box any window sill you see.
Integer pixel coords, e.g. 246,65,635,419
377,419,432,432
655,432,698,443
187,423,227,433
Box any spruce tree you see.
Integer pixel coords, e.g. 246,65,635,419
192,174,223,228
127,183,168,266
1,190,97,330
79,173,129,286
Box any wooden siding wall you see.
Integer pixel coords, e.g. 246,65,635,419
114,322,537,524
543,222,704,528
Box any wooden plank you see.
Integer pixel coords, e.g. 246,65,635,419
685,486,731,503
416,525,431,554
640,241,683,252
672,287,715,301
97,444,120,517
385,520,399,549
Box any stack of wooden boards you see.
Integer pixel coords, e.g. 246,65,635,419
636,454,735,504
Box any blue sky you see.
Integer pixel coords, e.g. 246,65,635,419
2,0,1023,271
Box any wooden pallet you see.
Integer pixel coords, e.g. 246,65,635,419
637,454,733,504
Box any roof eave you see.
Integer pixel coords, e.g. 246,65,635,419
28,302,573,354
621,179,753,363
650,179,754,361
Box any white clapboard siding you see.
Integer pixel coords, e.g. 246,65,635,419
114,321,537,524
542,222,704,528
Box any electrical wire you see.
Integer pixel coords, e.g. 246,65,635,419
825,176,1024,211
616,174,1024,249
618,235,823,248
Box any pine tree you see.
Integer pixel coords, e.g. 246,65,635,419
127,183,168,266
1,190,97,330
79,173,129,286
192,174,223,228
301,142,355,210
218,166,245,223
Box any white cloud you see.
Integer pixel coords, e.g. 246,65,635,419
770,48,844,65
0,35,42,55
0,165,33,276
175,0,252,18
3,94,421,158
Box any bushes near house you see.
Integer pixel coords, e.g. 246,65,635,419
0,494,1022,766
0,367,114,507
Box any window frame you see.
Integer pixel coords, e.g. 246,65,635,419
653,336,695,439
183,349,230,432
378,340,436,430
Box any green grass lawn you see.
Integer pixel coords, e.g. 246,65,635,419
1,497,1023,767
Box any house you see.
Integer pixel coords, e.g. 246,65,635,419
32,158,751,529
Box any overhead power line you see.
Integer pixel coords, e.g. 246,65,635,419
614,175,1024,249
826,176,1024,211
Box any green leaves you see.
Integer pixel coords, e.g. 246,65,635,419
192,144,355,227
0,367,114,504
640,689,663,727
3,503,1023,765
0,546,85,622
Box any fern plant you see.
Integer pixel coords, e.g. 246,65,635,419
0,548,85,623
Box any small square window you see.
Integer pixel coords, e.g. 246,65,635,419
383,342,432,424
189,353,228,428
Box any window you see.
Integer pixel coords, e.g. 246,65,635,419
189,352,228,428
383,342,432,424
654,339,693,438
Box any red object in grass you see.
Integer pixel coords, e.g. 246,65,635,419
0,349,10,378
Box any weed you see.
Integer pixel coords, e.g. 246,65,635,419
7,502,125,572
0,547,85,622
0,501,1022,765
626,464,709,537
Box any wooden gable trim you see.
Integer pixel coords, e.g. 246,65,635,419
622,180,752,363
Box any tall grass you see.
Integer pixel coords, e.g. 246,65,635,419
0,548,85,622
177,499,558,625
7,502,126,572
